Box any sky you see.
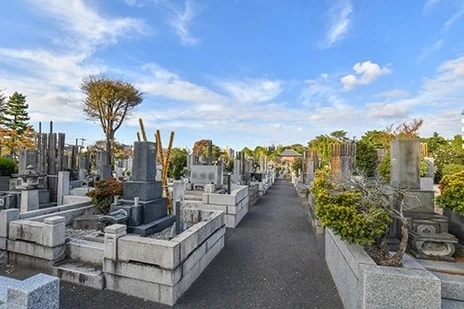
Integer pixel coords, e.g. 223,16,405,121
0,0,464,151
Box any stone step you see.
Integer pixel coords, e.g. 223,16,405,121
54,260,104,290
184,194,203,201
128,215,175,237
67,238,104,265
433,271,464,303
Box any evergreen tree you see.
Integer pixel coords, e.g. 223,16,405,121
0,91,7,127
4,92,31,134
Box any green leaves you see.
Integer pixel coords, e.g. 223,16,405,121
311,166,390,246
437,170,464,215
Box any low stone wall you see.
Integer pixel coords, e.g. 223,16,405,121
3,214,66,270
104,210,225,305
307,194,324,235
192,185,249,228
325,228,442,309
0,273,59,309
248,184,259,206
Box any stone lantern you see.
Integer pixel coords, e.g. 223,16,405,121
18,165,42,189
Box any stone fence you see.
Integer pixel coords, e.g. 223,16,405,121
185,185,248,228
103,210,225,305
325,228,464,308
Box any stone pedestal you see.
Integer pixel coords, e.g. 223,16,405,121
20,190,39,212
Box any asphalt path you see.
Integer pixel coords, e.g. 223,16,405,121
1,178,343,308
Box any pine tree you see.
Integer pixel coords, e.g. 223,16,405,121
5,92,31,134
0,91,7,127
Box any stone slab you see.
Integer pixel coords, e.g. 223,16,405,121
128,215,175,237
359,264,441,309
103,259,182,286
55,262,104,289
7,240,65,261
105,273,160,303
123,181,162,201
118,236,180,270
4,273,59,309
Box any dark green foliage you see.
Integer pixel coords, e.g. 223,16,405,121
0,157,17,176
226,160,234,172
168,148,188,180
433,147,464,183
310,167,391,246
292,157,302,175
4,92,31,134
437,171,464,215
441,164,464,177
87,178,123,214
420,132,448,154
355,140,377,176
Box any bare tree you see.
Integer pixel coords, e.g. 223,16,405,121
81,75,143,164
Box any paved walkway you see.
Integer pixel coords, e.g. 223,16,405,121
2,179,343,308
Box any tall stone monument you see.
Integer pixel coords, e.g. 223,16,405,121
110,141,174,236
390,138,457,260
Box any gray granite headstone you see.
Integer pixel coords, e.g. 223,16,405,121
131,142,156,182
18,150,38,176
390,139,421,189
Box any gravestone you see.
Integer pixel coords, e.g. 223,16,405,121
390,138,457,260
110,141,174,236
18,150,38,176
96,151,111,180
331,143,355,180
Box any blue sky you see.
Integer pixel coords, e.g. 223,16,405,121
0,0,463,150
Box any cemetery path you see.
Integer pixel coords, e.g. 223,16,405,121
174,178,343,309
1,178,343,309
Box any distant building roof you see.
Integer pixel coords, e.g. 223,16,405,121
280,149,302,157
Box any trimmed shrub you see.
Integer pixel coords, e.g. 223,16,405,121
441,163,464,177
436,171,464,216
87,177,123,214
311,167,391,246
0,157,17,176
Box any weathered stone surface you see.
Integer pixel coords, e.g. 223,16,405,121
3,273,59,309
103,259,182,286
0,210,19,238
390,138,421,189
359,264,441,309
105,273,161,303
118,236,180,270
7,240,65,261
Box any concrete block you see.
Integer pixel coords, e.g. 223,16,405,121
162,260,202,306
227,205,238,215
173,227,200,262
103,259,182,286
200,235,224,273
0,238,6,250
9,221,43,244
104,224,127,260
225,215,236,228
7,240,65,261
0,209,19,238
42,216,65,247
68,239,104,265
55,262,103,289
118,236,180,270
206,226,226,250
433,272,464,301
5,273,59,309
207,194,236,206
360,264,441,309
325,229,374,309
63,195,91,204
182,242,207,274
105,273,160,303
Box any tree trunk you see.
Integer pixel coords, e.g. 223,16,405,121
106,132,113,167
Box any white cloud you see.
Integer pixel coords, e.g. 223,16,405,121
26,0,149,52
217,78,284,104
367,103,409,119
418,39,444,62
341,61,392,90
137,64,229,104
423,0,443,12
376,89,409,99
323,0,353,47
167,0,198,45
0,0,149,123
